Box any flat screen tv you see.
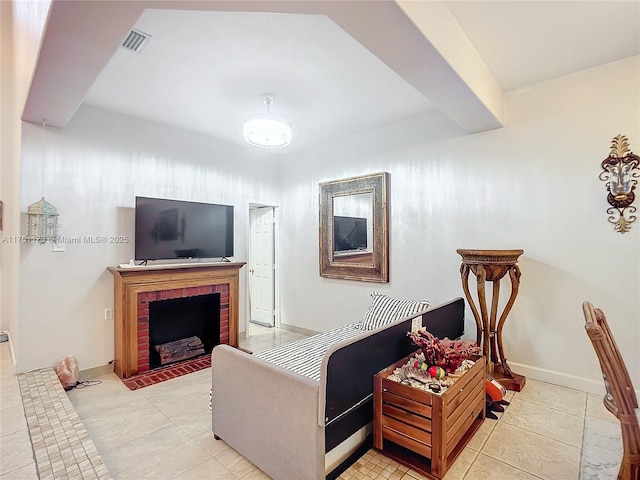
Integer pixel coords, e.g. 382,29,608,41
333,216,367,252
135,196,233,261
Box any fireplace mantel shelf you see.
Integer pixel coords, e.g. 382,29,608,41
108,261,246,274
108,261,245,379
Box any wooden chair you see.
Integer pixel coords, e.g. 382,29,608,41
582,301,639,480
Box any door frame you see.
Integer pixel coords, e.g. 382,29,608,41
247,202,279,332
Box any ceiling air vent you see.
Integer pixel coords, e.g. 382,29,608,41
121,29,151,53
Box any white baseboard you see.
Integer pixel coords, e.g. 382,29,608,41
508,361,640,397
280,322,319,337
79,363,114,380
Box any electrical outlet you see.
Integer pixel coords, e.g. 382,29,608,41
104,308,113,320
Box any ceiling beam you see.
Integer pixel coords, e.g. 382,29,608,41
394,0,504,132
22,0,504,134
22,0,144,128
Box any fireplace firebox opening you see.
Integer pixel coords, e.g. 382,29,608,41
148,293,220,370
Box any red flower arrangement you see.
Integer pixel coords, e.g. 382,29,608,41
408,328,480,373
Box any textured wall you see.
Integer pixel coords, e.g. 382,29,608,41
278,56,640,393
18,105,280,372
16,56,639,394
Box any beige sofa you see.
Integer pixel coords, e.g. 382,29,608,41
211,297,465,480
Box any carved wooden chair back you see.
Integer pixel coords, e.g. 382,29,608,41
582,301,639,480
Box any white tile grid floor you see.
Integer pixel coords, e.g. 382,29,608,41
0,323,627,479
1,340,39,479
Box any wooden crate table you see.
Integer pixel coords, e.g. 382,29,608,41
373,353,485,479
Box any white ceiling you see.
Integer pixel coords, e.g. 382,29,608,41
83,9,435,150
23,1,640,152
445,1,640,92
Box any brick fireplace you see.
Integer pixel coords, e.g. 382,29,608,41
137,284,228,373
108,262,245,379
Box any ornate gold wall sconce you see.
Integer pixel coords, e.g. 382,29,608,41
599,135,639,233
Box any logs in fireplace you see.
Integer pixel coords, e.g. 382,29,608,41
155,336,205,365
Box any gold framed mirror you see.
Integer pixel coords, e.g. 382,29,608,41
319,172,389,282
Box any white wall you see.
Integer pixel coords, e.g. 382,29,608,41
18,105,280,372
15,51,639,396
1,0,51,364
278,56,640,394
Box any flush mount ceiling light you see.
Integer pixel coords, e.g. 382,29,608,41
243,94,292,149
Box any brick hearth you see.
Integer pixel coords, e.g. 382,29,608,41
122,355,211,390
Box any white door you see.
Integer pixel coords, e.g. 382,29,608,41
249,207,275,327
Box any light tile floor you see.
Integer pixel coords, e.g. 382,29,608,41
1,341,39,479
339,384,622,480
0,324,626,479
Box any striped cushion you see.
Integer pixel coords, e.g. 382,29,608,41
358,292,430,330
254,323,363,381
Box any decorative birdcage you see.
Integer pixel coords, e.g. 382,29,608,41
26,196,59,243
25,120,59,243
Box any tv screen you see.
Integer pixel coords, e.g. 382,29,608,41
333,216,367,251
135,197,233,261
